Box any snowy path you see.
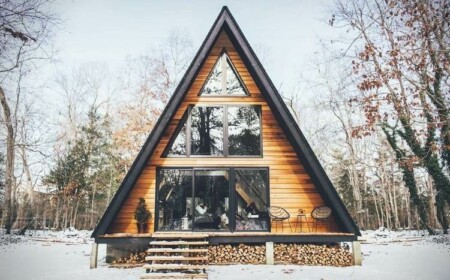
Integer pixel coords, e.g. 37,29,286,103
1,231,449,280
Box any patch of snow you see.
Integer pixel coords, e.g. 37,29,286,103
360,228,430,244
0,229,449,280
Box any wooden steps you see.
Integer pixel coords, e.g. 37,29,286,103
142,264,208,270
147,248,209,253
150,241,209,246
140,273,207,279
141,233,209,280
145,256,208,261
151,233,209,239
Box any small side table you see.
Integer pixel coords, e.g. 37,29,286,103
295,214,310,233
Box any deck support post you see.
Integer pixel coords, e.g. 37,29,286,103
351,241,362,265
265,242,274,265
90,242,99,269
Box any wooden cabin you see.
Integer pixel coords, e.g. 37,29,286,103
91,7,361,273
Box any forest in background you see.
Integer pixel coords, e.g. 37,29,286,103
0,0,449,234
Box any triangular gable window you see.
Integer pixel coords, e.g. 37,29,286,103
166,111,188,156
200,52,248,96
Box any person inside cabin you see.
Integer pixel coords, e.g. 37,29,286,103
245,201,258,215
215,201,229,229
194,202,214,228
196,202,207,215
194,201,224,229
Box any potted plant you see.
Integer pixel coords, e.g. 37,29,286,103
134,197,151,233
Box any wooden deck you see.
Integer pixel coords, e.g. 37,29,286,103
97,231,357,244
100,231,355,238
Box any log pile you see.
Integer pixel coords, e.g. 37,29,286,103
274,243,352,266
208,244,266,264
208,243,352,266
112,251,147,264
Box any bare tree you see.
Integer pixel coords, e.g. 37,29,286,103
113,31,194,168
331,0,449,233
0,0,58,233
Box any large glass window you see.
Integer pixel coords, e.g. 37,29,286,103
164,105,262,157
156,168,269,232
200,52,247,96
191,106,224,156
228,106,261,156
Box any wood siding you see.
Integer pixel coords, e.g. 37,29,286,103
107,31,340,234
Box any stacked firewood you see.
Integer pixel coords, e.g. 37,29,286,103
208,244,266,264
274,243,352,266
112,251,147,264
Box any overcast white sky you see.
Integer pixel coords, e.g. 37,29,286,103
51,0,332,95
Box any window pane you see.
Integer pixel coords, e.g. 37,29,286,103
194,170,229,230
167,118,187,156
226,58,247,95
191,106,224,156
200,53,247,96
235,169,269,231
157,169,193,230
200,56,222,95
228,106,261,156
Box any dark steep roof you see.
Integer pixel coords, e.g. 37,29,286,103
92,6,361,237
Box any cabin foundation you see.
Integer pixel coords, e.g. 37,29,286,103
90,243,98,269
352,241,362,265
265,242,274,265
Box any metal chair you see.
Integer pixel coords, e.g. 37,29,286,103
311,206,332,232
268,206,292,232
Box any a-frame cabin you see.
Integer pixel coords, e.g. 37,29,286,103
91,7,360,268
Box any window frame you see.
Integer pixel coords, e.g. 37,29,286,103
164,109,189,158
233,167,271,232
155,166,270,233
155,167,194,232
198,49,250,97
190,105,226,157
163,104,263,158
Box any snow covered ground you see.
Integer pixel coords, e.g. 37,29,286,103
1,228,449,280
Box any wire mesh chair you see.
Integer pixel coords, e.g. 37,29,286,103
311,206,332,232
268,206,292,233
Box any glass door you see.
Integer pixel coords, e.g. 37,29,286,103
193,169,230,230
157,169,193,231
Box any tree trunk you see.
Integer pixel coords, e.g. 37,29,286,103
371,184,381,228
349,157,363,227
382,127,435,234
390,160,400,229
387,184,395,229
0,86,16,234
90,184,97,229
19,146,34,205
427,177,438,229
63,199,69,229
72,198,80,229
54,196,61,230
406,195,411,230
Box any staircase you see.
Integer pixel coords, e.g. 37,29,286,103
141,233,209,280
